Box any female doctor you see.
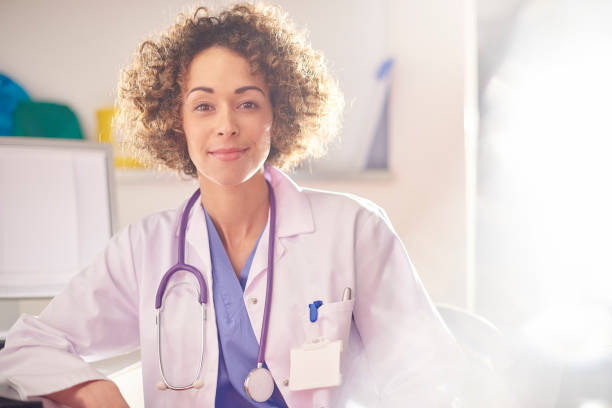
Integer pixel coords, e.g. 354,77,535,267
0,3,466,407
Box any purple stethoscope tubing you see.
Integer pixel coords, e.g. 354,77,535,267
258,179,275,365
155,188,208,309
155,179,276,364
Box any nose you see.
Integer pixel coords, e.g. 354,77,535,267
216,106,237,137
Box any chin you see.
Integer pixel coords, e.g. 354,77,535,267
198,163,263,187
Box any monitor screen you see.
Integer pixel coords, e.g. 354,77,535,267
0,137,117,298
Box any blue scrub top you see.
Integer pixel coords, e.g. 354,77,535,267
204,207,288,408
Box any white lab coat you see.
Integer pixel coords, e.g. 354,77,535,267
0,167,466,407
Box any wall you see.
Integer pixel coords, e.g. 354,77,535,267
304,0,476,307
0,0,475,326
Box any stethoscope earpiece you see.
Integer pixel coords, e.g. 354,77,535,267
156,380,168,390
193,379,204,389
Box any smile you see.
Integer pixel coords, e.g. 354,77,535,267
208,147,249,161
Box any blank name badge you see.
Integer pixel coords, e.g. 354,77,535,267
289,339,342,391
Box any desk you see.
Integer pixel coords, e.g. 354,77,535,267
91,351,143,408
0,397,42,407
0,348,142,408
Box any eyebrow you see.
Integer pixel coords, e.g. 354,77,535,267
186,85,266,97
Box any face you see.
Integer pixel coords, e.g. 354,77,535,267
182,46,274,186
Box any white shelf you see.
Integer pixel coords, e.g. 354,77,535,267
114,169,197,186
114,167,394,183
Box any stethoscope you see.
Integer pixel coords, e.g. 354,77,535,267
154,179,277,403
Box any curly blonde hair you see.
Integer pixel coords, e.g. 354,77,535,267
115,2,344,176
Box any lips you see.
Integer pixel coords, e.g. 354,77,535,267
208,147,249,161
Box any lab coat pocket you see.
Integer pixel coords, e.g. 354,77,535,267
291,299,355,393
302,299,354,344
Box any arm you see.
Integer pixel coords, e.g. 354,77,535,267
352,209,467,406
45,380,128,408
0,225,140,402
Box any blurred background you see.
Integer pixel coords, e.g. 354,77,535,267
1,0,611,407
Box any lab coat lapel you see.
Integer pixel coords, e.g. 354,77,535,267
244,167,314,295
244,217,285,295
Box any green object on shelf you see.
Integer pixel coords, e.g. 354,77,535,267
13,101,83,139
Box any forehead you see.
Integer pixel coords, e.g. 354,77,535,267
185,46,268,91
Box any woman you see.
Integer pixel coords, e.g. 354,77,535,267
0,3,465,407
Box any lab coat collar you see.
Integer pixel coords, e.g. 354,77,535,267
173,166,314,239
267,166,314,238
243,167,314,294
174,167,314,287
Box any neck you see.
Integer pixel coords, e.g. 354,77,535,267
198,169,270,249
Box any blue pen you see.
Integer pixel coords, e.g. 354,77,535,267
309,300,323,322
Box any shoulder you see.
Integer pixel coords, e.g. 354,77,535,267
132,207,181,234
271,167,394,234
301,186,387,220
295,185,396,239
119,206,183,247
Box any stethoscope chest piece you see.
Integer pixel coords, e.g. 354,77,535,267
244,366,275,402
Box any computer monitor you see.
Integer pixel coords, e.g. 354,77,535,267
0,137,117,298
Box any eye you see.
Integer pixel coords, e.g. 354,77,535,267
194,103,213,112
239,101,258,110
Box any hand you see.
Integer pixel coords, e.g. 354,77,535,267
45,380,129,408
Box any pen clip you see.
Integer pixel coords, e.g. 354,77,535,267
342,287,352,301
